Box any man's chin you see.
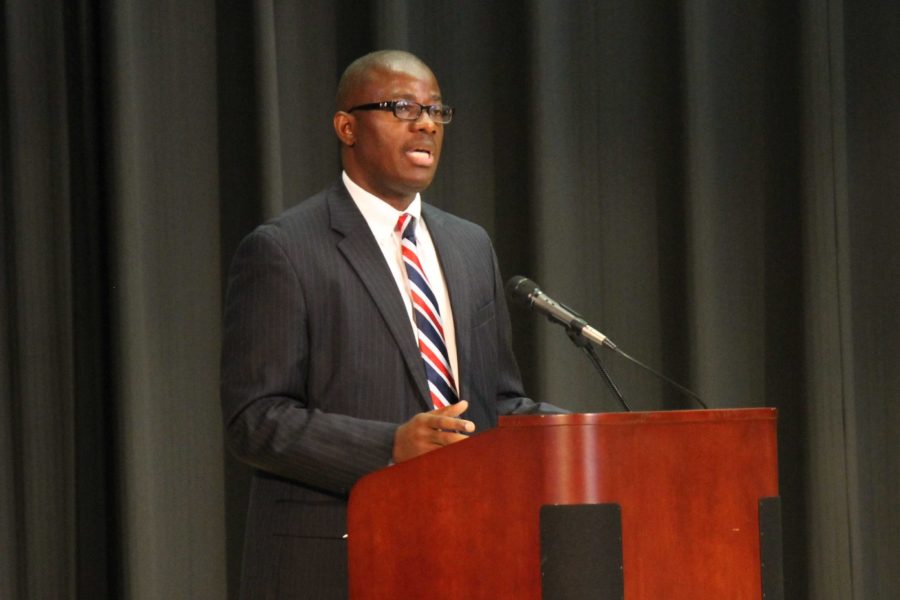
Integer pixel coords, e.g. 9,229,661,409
399,172,437,194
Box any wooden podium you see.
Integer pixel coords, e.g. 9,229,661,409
348,409,781,599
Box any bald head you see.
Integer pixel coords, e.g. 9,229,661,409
335,50,435,111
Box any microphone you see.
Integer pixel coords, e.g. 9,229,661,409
506,276,709,410
505,276,617,351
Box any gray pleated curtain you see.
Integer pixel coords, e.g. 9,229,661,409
1,0,897,598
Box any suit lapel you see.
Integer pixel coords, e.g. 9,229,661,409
422,205,475,403
328,183,431,410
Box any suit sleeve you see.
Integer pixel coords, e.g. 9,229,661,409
220,228,397,496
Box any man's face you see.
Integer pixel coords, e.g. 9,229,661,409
338,63,445,209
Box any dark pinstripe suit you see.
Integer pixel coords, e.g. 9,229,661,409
221,180,536,598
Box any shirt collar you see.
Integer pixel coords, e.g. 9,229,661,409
342,171,422,241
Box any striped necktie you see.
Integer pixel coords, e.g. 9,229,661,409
396,213,459,409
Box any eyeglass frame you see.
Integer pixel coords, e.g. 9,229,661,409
345,100,455,124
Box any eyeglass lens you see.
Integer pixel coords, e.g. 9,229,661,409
395,101,453,124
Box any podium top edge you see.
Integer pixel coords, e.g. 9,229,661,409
499,407,777,427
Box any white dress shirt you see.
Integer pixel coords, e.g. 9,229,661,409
342,171,460,393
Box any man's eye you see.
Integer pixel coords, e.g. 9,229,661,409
394,102,416,115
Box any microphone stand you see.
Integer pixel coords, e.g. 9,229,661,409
565,328,632,412
509,276,708,411
561,304,708,411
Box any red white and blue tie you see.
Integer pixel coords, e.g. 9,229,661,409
396,213,459,409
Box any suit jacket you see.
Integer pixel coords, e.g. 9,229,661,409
221,180,535,599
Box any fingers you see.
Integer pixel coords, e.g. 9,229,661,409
436,399,469,418
431,400,475,433
392,400,476,463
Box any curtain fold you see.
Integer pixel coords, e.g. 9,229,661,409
2,1,78,596
1,0,897,598
841,1,900,596
103,1,226,598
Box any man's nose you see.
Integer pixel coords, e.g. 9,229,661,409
414,110,438,134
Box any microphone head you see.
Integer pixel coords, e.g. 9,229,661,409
505,276,540,304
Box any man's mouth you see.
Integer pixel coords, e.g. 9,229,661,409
406,147,434,167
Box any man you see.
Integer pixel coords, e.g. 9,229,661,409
221,50,545,599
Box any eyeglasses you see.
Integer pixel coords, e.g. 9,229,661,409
346,100,454,124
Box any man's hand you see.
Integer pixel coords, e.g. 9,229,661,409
392,400,476,463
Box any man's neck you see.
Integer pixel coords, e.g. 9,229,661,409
342,171,418,212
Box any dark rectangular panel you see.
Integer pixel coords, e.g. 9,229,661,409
759,497,784,600
540,503,623,600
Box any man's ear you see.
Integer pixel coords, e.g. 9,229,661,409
333,112,355,146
